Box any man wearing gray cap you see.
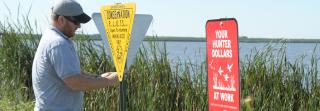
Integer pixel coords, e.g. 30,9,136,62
32,0,119,110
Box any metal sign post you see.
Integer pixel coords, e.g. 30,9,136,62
119,78,126,111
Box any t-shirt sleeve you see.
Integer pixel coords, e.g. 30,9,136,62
49,43,81,80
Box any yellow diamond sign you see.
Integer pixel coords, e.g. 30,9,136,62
100,3,136,81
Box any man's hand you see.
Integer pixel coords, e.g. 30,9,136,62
101,72,119,85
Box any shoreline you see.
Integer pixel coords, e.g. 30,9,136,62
86,34,320,43
1,33,320,43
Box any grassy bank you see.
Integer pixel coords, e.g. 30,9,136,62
0,18,207,110
1,19,320,111
240,43,320,110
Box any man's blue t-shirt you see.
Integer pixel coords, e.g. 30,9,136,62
32,26,83,111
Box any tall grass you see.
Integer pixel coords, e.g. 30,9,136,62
75,37,207,110
0,15,207,110
1,11,320,111
240,43,320,110
0,6,39,110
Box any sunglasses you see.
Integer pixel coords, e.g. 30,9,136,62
64,16,80,26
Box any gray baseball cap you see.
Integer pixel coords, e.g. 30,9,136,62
52,0,91,23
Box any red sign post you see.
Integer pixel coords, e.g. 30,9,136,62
206,18,240,111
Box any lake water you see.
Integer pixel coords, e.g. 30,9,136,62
91,40,320,71
141,41,320,66
87,40,320,87
146,41,320,83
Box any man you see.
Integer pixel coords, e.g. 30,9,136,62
32,0,119,110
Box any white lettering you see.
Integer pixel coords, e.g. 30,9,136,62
212,49,233,58
215,30,228,39
220,93,234,102
214,92,219,100
212,40,231,48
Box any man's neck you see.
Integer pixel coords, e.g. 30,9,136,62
52,23,70,38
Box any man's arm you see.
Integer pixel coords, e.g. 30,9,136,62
63,72,119,91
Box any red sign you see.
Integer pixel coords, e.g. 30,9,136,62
206,18,240,111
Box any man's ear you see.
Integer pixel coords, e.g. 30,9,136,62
57,16,65,24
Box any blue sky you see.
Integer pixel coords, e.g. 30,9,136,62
1,0,319,38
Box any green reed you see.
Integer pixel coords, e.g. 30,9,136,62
76,37,207,110
1,11,320,110
0,10,38,110
240,43,320,110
